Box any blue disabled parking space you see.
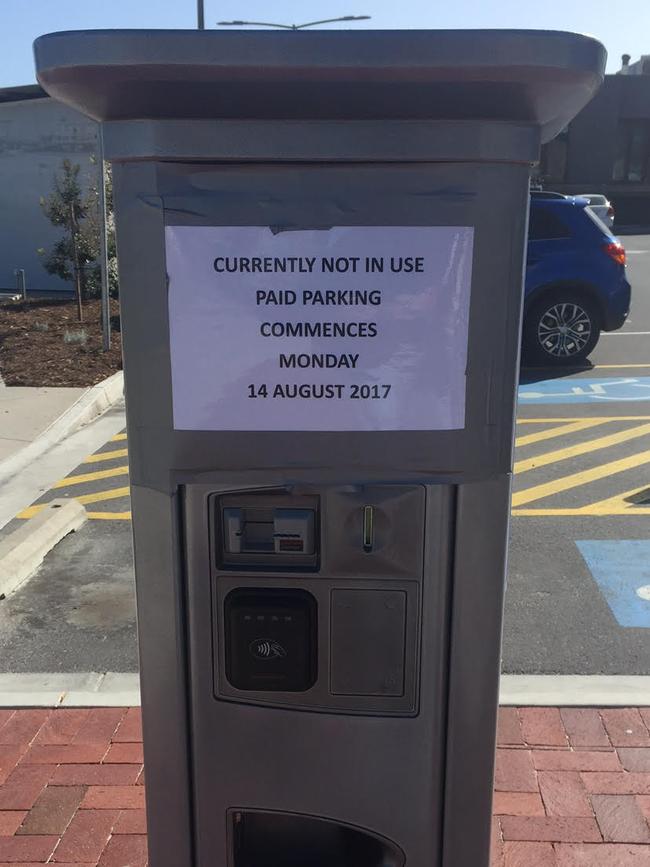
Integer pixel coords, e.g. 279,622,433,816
518,376,650,404
576,540,650,628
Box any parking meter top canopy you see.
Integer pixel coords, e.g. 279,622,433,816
35,29,605,141
34,30,606,485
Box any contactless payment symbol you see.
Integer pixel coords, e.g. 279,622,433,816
250,639,288,660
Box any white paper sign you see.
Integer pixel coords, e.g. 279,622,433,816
166,226,473,431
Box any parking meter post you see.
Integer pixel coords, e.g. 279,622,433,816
35,29,606,867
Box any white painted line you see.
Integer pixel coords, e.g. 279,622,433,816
0,499,87,597
601,331,650,336
0,673,647,708
499,674,650,707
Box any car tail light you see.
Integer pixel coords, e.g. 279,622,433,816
603,241,626,265
607,205,615,217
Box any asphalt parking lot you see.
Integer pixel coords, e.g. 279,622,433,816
0,235,648,676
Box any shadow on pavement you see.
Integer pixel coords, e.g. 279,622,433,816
519,361,595,384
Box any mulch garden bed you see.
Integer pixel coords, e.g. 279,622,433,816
0,297,122,387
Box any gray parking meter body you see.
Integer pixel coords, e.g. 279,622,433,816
35,30,605,867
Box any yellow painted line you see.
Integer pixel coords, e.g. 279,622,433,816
77,487,130,505
17,487,131,519
512,506,650,516
513,483,650,515
514,423,650,475
84,448,128,464
511,449,650,507
522,364,650,372
53,465,129,488
111,433,127,441
86,511,132,521
517,416,650,424
571,483,650,516
515,419,606,448
17,504,46,519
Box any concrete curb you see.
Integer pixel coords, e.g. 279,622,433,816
0,407,126,533
0,672,140,708
0,499,87,597
500,674,650,707
0,371,123,489
0,673,648,708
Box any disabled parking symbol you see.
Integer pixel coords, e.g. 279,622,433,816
519,377,650,404
576,540,650,628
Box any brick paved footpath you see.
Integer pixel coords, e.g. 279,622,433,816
0,707,649,865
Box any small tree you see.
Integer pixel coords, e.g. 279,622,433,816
39,157,119,322
38,159,99,321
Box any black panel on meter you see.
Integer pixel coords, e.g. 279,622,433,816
216,492,319,570
224,589,317,692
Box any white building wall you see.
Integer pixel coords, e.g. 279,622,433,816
0,97,99,293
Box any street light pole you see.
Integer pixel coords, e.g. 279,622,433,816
98,129,111,351
217,15,371,30
197,0,205,29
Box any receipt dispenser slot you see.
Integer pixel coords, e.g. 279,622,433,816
219,495,318,569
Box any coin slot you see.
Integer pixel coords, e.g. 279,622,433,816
362,505,374,552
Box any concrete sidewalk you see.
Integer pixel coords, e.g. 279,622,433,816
0,384,84,463
0,707,648,865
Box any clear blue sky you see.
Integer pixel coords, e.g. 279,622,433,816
3,0,648,87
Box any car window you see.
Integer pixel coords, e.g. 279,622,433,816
583,205,612,236
582,195,606,205
528,207,571,240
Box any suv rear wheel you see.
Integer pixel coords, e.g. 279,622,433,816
522,290,601,366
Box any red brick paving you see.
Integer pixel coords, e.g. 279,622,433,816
34,714,90,748
17,789,84,837
110,712,141,746
618,749,650,774
600,710,650,749
537,771,592,818
52,810,119,863
591,795,650,845
0,707,647,864
559,708,611,750
0,812,27,836
498,708,525,746
70,713,124,750
532,750,622,773
0,749,25,787
519,708,568,748
0,713,50,748
101,746,142,767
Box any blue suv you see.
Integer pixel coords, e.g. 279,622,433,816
523,194,631,365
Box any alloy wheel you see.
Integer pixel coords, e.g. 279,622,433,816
537,302,592,358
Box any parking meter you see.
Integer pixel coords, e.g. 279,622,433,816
35,29,605,867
